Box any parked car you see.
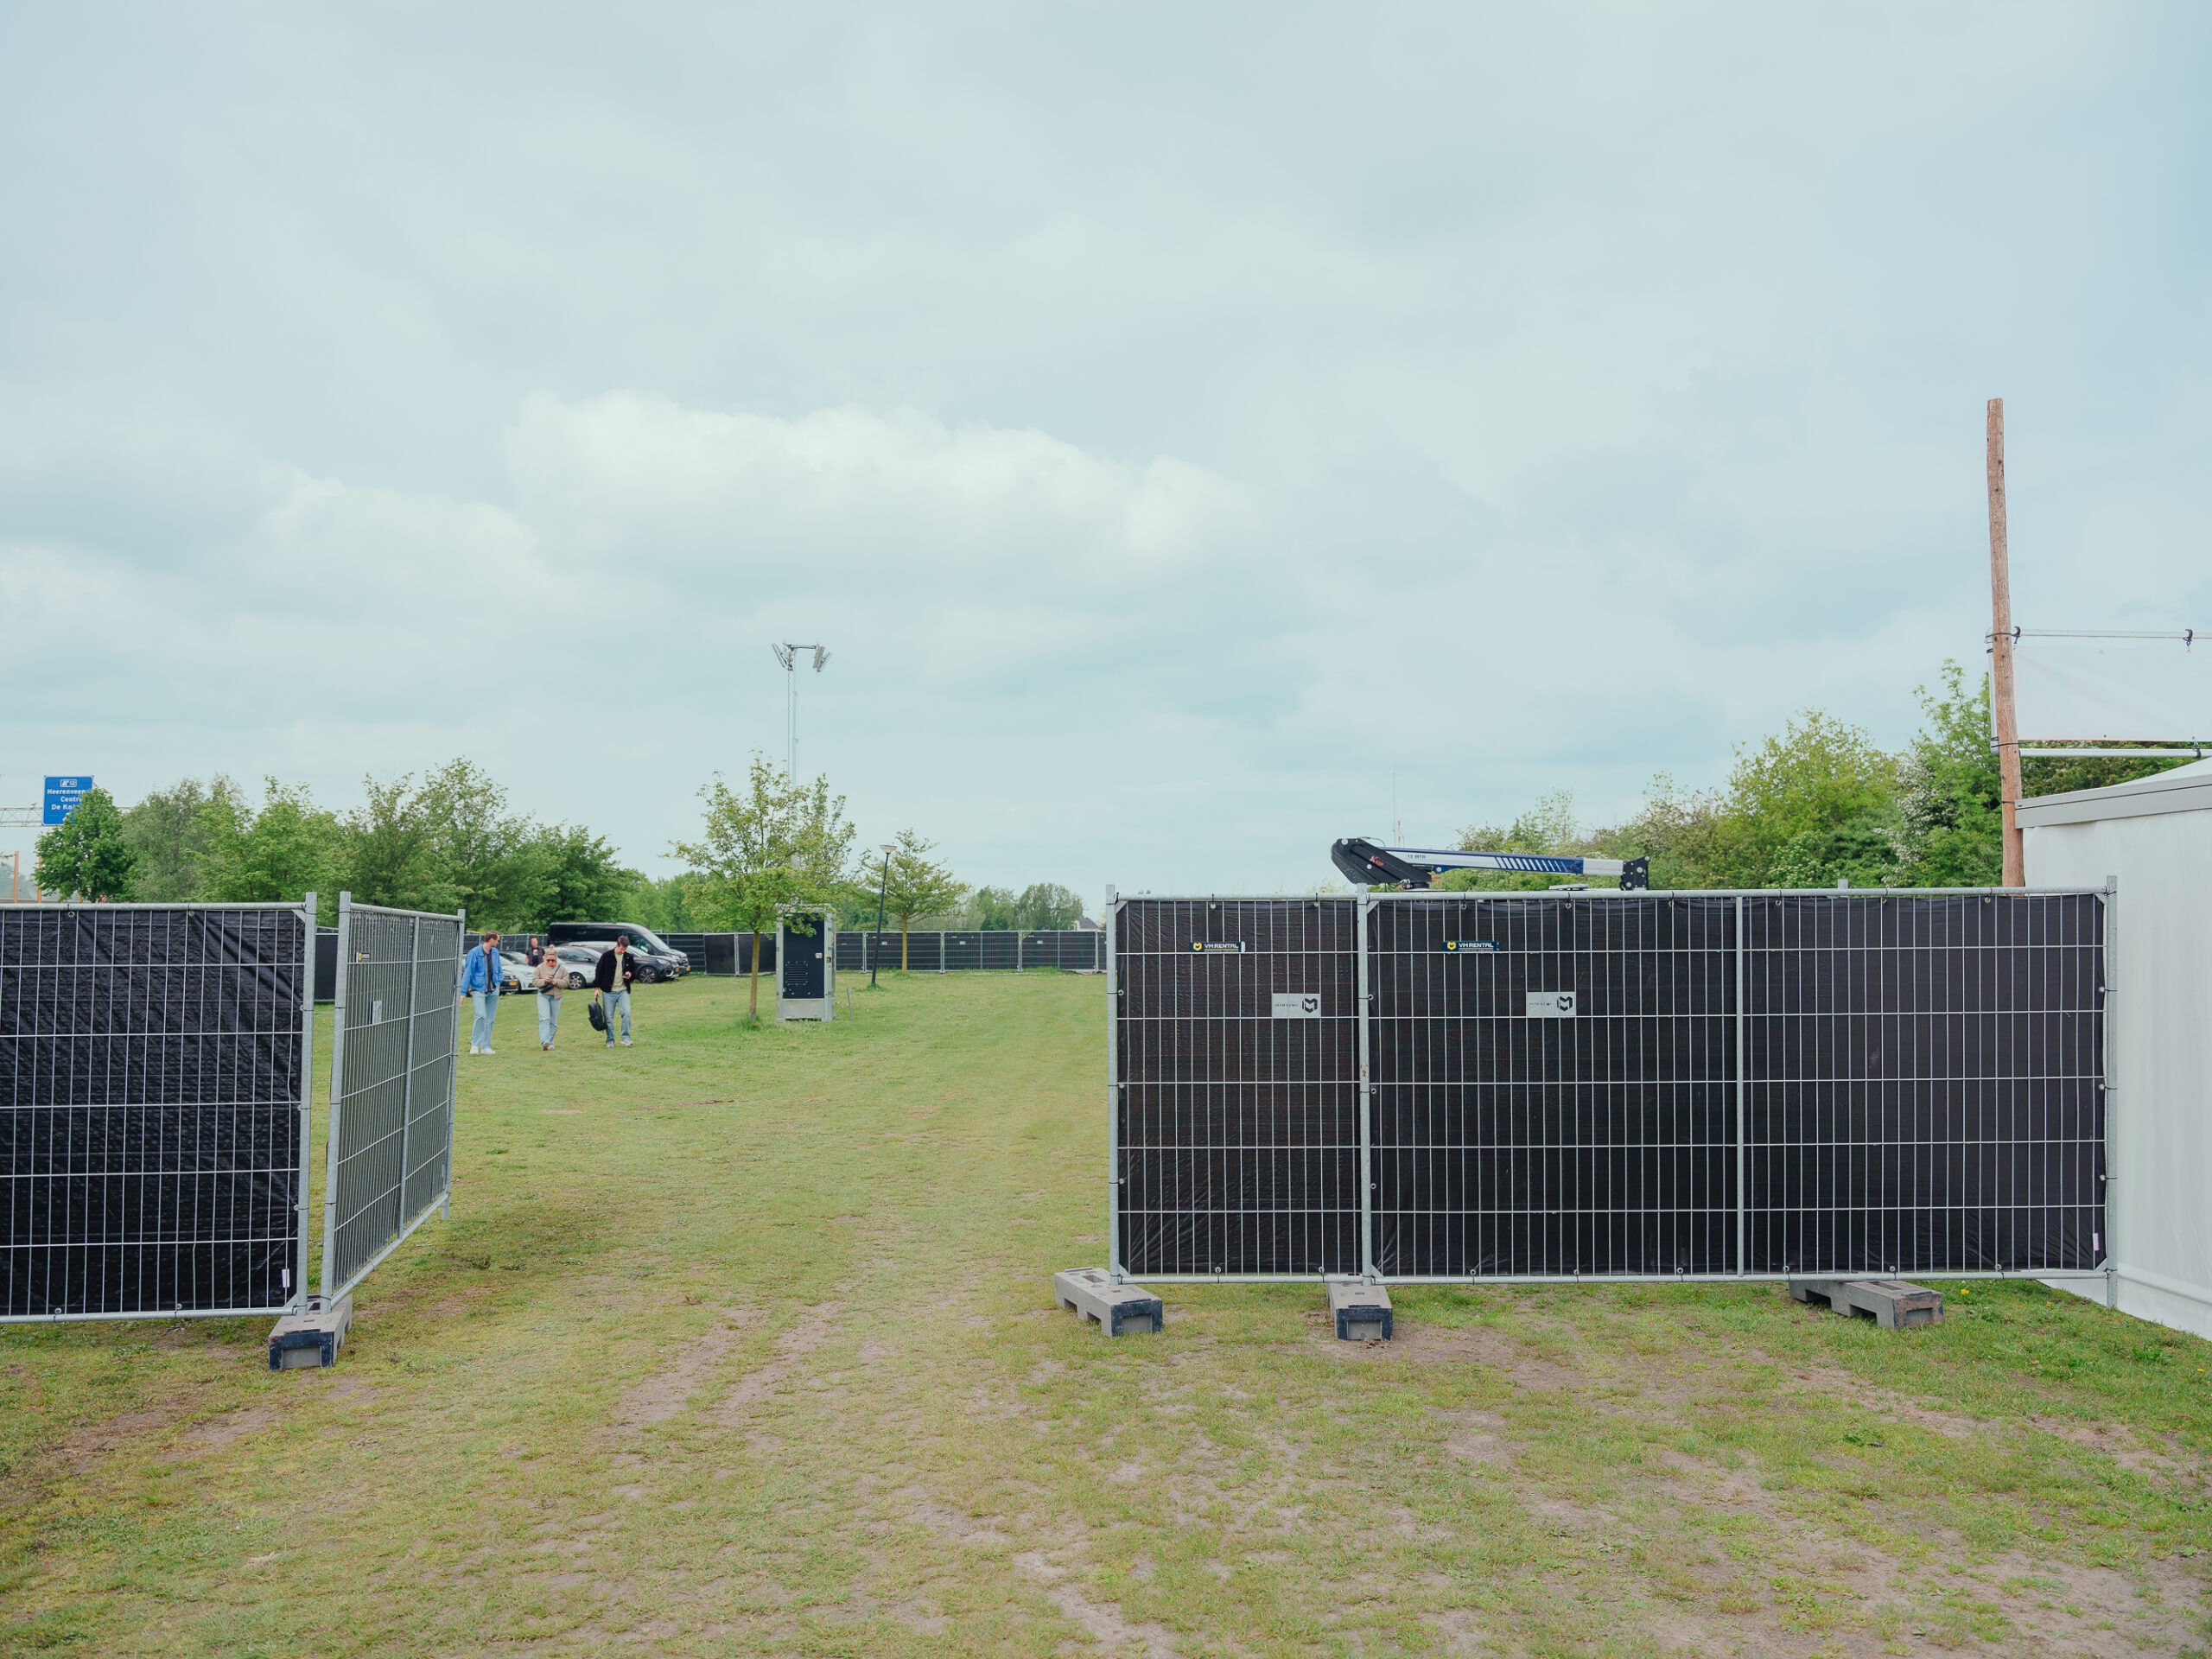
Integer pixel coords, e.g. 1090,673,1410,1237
547,922,691,974
550,945,599,989
496,951,529,994
570,938,684,985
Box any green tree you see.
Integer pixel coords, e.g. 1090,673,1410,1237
198,779,341,914
673,754,854,1020
877,829,965,970
1895,663,2002,887
1701,710,1896,887
342,773,442,911
534,823,632,926
972,886,1019,930
413,758,534,926
121,776,242,900
35,786,138,900
1014,882,1084,930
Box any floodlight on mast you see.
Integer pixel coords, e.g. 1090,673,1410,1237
772,642,830,781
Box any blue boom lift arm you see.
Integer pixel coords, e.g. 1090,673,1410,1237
1331,837,1650,892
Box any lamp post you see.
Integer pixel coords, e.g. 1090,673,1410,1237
869,842,893,988
771,643,830,782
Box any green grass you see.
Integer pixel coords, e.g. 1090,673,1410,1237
4,971,2211,1656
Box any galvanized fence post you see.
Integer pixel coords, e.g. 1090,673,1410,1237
1356,893,1375,1283
295,892,318,1314
2103,874,2118,1309
1105,889,1122,1281
318,893,352,1306
392,914,423,1240
1734,893,1748,1278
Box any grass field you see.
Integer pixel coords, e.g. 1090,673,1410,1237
3,970,2210,1657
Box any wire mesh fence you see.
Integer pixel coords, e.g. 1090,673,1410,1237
1112,890,2109,1284
1743,893,2106,1276
321,899,462,1302
0,901,315,1320
833,930,1103,973
1111,899,1362,1276
1368,893,1738,1279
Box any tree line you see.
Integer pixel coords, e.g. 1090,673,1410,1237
33,760,635,927
31,753,1087,1019
1436,664,2180,892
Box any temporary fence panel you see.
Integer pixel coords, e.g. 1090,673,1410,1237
320,897,463,1302
1742,893,2105,1277
1112,890,2108,1285
833,931,1103,972
1111,899,1363,1278
1366,893,1739,1280
655,933,768,976
315,928,338,1004
1,901,315,1321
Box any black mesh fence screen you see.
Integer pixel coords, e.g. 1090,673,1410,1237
1113,893,2106,1281
0,906,308,1318
1114,899,1361,1275
1370,894,1738,1276
833,931,1102,972
1743,893,2105,1275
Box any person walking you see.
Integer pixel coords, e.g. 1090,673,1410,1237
461,930,504,1055
532,942,565,1050
592,932,640,1048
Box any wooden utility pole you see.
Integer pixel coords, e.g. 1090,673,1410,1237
1987,397,2024,887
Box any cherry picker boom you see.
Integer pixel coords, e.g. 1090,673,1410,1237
1331,837,1650,891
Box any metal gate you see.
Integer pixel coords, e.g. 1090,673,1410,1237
321,897,463,1301
1110,888,2109,1285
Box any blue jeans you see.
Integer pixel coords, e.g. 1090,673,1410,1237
601,988,632,1045
537,993,561,1046
471,990,497,1050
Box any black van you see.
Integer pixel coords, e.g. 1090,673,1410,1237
546,922,690,980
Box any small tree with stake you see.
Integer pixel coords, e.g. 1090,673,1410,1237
674,754,853,1022
877,830,964,971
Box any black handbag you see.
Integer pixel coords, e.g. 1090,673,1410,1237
588,997,608,1033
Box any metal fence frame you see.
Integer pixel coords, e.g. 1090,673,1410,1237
1109,887,2114,1291
319,894,463,1306
0,897,318,1323
835,930,1103,974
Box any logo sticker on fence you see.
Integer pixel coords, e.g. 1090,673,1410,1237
1270,993,1322,1019
1441,939,1497,953
1193,941,1247,953
1526,990,1577,1018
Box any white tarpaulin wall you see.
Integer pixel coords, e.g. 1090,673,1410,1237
2014,640,2209,742
2021,760,2212,1338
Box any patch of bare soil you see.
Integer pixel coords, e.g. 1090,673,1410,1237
167,1402,285,1458
56,1408,174,1471
1353,1320,1581,1391
709,1304,840,1423
614,1308,759,1428
1436,1407,1514,1466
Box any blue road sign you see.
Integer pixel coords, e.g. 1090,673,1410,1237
43,775,92,826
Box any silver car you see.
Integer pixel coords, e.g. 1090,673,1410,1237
551,945,600,989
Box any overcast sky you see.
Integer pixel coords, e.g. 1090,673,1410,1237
3,4,2207,903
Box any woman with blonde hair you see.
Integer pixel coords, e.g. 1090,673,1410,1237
532,940,565,1050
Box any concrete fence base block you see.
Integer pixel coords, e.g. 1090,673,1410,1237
1053,1268,1162,1337
268,1294,353,1370
1328,1281,1394,1342
1788,1278,1942,1330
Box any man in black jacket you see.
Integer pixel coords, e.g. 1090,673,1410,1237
592,933,640,1047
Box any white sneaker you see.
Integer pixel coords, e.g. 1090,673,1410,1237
620,1037,632,1046
481,1047,496,1056
469,1046,481,1055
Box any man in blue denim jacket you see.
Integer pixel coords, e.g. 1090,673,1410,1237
460,931,504,1055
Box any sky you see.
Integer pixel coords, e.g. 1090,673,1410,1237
3,3,2209,905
